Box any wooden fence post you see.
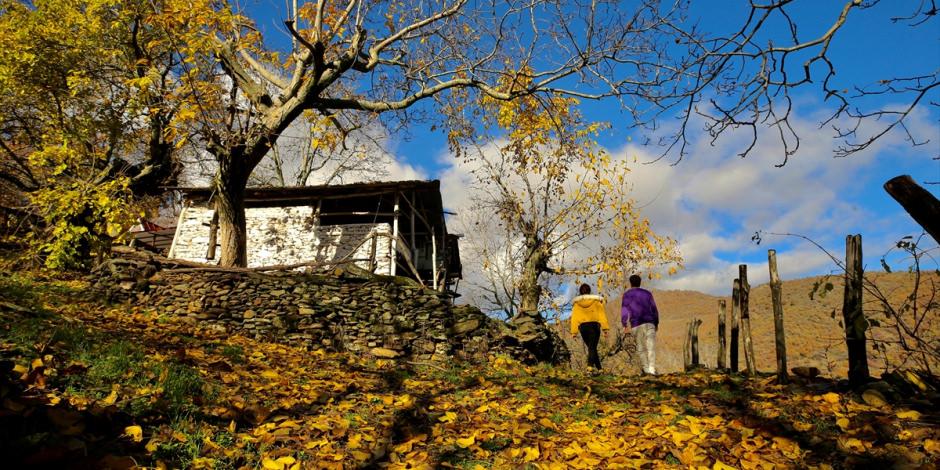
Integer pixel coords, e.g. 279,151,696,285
740,264,756,375
717,300,727,370
683,320,692,371
731,279,741,373
843,234,870,386
768,249,788,384
691,318,702,368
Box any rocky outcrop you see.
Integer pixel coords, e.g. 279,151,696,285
90,251,536,362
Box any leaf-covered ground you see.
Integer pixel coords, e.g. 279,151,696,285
1,271,938,469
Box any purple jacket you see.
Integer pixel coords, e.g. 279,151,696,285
621,288,659,328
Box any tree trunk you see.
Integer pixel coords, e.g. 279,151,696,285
508,239,570,364
884,175,940,244
843,234,870,387
215,153,251,267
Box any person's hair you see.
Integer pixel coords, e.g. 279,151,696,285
629,274,642,287
579,283,591,295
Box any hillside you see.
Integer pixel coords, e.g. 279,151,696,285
558,272,939,377
1,269,939,468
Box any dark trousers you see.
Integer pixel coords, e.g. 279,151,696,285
579,322,602,369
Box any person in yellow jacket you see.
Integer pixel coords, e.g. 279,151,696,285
570,283,609,370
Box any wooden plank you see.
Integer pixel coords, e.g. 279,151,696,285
391,193,399,276
768,249,789,383
431,229,438,290
206,210,219,260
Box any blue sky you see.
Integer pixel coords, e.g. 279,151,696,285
239,1,939,294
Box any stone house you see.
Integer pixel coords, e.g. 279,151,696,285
168,180,462,292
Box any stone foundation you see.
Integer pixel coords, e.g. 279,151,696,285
92,252,528,362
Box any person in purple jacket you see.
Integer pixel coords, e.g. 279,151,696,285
621,274,659,375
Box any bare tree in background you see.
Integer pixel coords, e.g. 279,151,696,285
666,0,939,164
250,112,390,187
453,203,523,319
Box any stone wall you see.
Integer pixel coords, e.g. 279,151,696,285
93,252,525,362
169,205,393,274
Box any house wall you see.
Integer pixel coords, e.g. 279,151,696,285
169,205,393,273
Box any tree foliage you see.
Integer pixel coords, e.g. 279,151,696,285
0,0,182,267
459,77,680,318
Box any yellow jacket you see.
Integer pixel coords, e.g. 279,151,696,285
570,295,609,334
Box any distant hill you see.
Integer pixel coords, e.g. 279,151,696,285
560,271,939,377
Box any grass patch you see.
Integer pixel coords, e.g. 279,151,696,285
220,344,245,364
572,403,599,421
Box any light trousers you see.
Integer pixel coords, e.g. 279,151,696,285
634,322,657,374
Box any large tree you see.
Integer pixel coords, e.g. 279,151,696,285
158,0,938,267
453,86,681,361
0,0,183,267
153,0,721,267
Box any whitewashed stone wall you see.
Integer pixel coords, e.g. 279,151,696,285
169,205,392,274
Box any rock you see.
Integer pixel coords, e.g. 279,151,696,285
452,318,482,335
370,347,400,359
862,388,888,407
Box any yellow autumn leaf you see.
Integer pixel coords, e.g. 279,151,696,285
671,431,695,446
793,421,813,432
124,425,143,442
924,439,940,456
145,439,159,453
713,461,736,470
836,417,850,431
261,458,282,470
260,370,280,380
838,437,867,453
522,445,540,462
439,411,457,423
456,434,475,448
102,387,119,406
896,410,921,420
821,392,840,404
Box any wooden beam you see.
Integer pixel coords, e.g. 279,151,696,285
166,203,188,259
691,318,702,368
410,190,417,263
318,211,396,217
717,299,727,370
740,264,756,376
731,279,740,373
391,193,399,276
768,249,789,384
431,229,438,290
843,234,869,387
884,175,940,244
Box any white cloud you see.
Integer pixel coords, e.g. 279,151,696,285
437,101,939,297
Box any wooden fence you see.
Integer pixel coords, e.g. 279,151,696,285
684,234,869,386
